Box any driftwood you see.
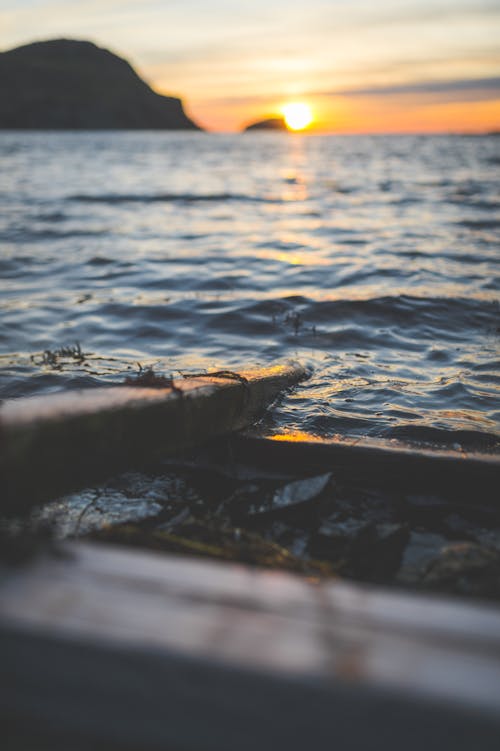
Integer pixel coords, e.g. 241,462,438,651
0,363,306,514
1,542,500,750
231,432,500,501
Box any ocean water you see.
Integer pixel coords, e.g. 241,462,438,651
1,132,499,451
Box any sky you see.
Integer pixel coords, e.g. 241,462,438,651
1,0,499,132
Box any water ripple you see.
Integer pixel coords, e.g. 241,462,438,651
1,131,499,451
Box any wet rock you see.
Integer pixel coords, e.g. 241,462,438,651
34,490,162,538
422,542,500,599
444,513,475,537
263,521,310,558
309,515,408,579
444,514,500,552
396,531,448,584
267,473,333,512
30,472,201,537
406,494,448,509
230,473,333,523
309,515,373,562
156,507,192,532
404,493,450,525
357,522,410,580
329,486,399,526
471,529,500,553
112,472,200,505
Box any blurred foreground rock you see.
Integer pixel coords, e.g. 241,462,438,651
4,455,500,604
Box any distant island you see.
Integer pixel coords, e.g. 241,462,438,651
0,39,201,130
244,117,287,132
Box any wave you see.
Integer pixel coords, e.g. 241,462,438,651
396,249,499,265
67,192,284,204
386,424,500,450
457,218,500,230
273,294,498,331
0,228,106,242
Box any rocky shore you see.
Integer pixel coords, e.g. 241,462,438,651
9,437,499,604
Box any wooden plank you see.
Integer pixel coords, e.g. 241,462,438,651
0,362,306,514
1,542,500,750
230,432,500,500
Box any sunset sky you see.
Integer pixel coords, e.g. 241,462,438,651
2,0,499,133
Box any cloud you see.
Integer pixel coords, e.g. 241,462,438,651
324,77,500,102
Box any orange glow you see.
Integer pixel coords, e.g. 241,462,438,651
184,94,500,134
304,96,500,134
2,0,499,135
271,430,324,443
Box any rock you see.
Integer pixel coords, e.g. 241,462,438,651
405,494,449,510
422,542,500,599
310,515,408,579
244,117,287,132
309,515,373,562
229,473,333,523
445,514,500,552
31,489,163,538
396,531,448,584
444,513,475,537
359,522,410,580
0,39,201,130
266,473,333,512
404,493,450,526
27,472,201,537
471,529,500,553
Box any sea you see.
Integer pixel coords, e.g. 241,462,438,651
1,132,499,452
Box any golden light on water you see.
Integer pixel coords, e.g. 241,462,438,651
281,102,314,131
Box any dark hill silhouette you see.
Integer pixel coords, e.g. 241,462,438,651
244,117,287,132
0,39,201,130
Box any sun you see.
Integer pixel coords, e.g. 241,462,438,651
281,102,313,131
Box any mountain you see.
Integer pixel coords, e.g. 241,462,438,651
244,117,287,132
0,39,201,130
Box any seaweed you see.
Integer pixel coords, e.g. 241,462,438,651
284,311,302,335
31,342,88,369
123,365,252,392
123,364,182,391
91,518,335,578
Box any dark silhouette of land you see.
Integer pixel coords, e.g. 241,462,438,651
244,117,287,132
0,39,201,130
